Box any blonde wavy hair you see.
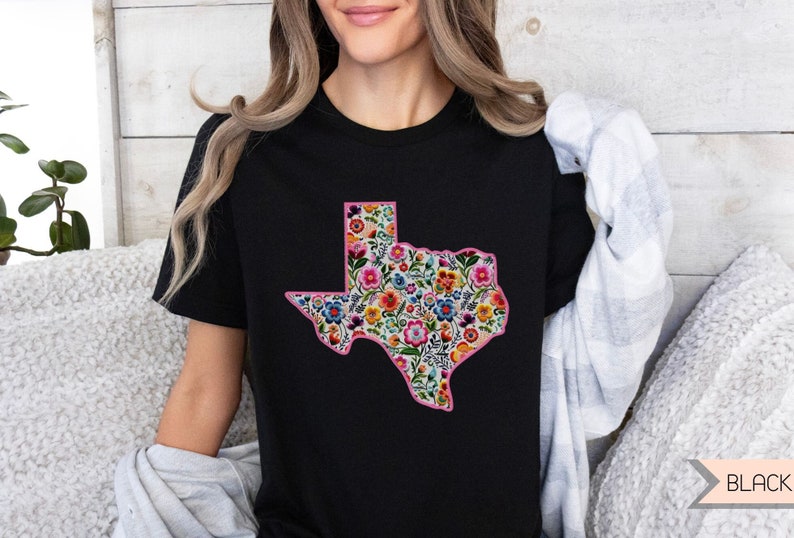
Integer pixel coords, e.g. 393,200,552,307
158,0,547,307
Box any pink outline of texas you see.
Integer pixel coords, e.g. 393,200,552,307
286,202,509,411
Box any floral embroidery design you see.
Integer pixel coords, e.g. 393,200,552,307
286,202,509,411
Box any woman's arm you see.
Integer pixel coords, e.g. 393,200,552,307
155,319,248,457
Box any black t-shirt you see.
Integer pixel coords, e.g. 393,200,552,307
153,84,594,537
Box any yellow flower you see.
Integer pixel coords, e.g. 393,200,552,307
364,305,382,325
476,303,493,322
434,268,461,294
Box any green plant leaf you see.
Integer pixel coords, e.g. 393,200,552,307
60,160,87,184
35,186,68,201
38,159,65,180
65,210,90,249
0,216,17,247
0,91,10,100
0,193,6,217
49,220,73,250
0,133,30,154
18,193,57,217
0,104,28,112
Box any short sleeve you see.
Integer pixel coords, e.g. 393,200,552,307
544,163,595,316
151,113,247,329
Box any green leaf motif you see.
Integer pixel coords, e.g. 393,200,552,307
19,193,56,217
0,216,17,248
0,193,6,217
0,104,28,112
60,160,87,184
0,90,10,100
0,133,30,154
65,210,90,249
464,254,481,269
397,346,421,357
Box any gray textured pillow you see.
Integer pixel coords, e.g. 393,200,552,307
586,244,794,537
0,239,257,536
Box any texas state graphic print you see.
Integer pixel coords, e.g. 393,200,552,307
286,202,509,411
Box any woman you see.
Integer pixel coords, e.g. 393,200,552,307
151,0,594,536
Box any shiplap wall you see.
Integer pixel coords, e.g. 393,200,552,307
94,0,794,383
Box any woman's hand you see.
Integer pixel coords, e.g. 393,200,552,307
155,319,248,457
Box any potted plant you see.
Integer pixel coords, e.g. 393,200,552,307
0,90,90,265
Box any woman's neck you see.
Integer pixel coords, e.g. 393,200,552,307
321,40,455,131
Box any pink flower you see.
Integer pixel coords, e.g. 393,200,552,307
403,320,428,347
348,241,367,259
359,265,382,290
470,264,493,287
389,244,407,261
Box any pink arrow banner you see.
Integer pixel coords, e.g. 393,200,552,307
286,202,509,411
688,459,794,508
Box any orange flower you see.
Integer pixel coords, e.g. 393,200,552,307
463,327,479,343
489,290,507,310
450,342,473,363
328,324,341,345
386,222,395,236
363,204,378,213
349,218,365,234
378,288,401,312
388,334,400,348
440,327,453,342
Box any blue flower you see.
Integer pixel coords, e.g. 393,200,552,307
433,299,456,322
452,290,461,300
391,272,407,290
322,301,345,323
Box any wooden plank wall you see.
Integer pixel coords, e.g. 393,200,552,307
95,0,794,383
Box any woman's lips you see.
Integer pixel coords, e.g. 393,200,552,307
343,6,398,27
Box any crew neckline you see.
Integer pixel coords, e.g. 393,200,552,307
311,83,471,147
